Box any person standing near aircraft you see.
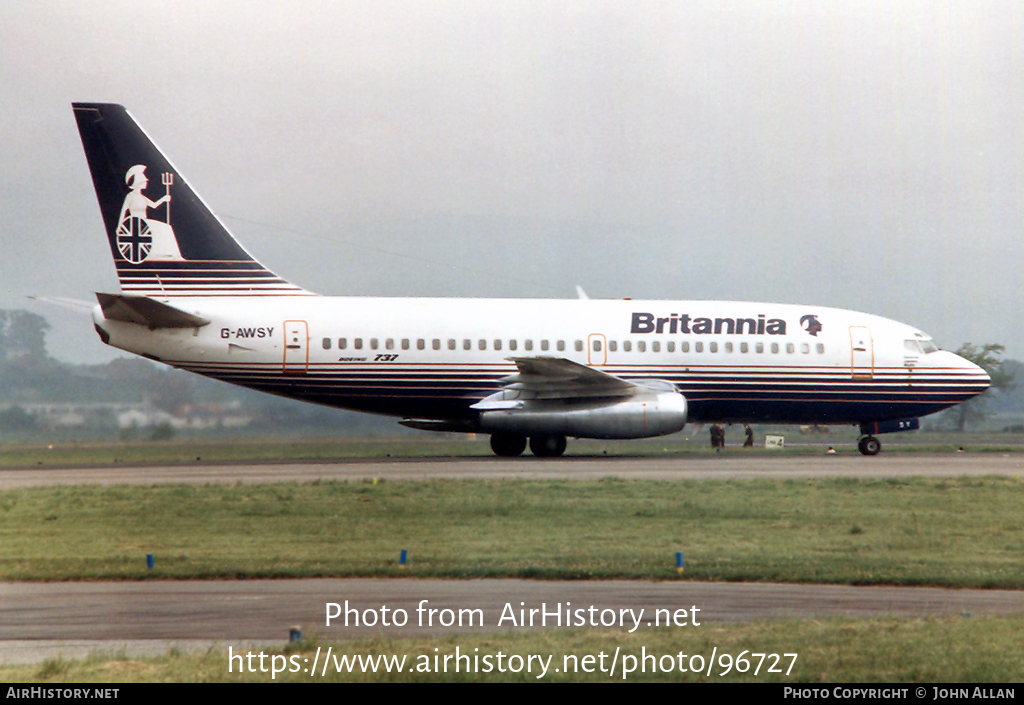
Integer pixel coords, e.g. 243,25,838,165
744,425,754,447
710,424,725,450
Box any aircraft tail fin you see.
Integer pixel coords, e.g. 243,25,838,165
72,103,311,298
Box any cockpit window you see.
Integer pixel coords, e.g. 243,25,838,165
912,333,939,354
905,339,923,354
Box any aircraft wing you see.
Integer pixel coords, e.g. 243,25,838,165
472,356,648,409
503,356,637,393
95,293,210,329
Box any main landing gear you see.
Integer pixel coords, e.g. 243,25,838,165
857,435,881,456
489,432,567,457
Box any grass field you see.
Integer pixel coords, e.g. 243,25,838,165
2,476,1023,586
2,615,1022,682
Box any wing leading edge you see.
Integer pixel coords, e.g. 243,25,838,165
471,356,688,440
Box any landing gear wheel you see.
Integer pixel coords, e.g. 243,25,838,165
858,436,881,456
490,433,527,457
529,434,567,457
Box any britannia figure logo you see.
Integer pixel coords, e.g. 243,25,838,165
800,314,823,337
115,165,183,263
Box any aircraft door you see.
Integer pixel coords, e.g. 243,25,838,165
283,320,309,373
849,326,874,379
588,334,607,366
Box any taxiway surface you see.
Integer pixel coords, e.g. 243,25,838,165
0,453,1021,490
3,578,1024,664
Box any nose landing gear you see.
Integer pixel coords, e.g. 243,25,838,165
857,435,881,456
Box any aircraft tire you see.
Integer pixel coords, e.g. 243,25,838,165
529,434,567,457
490,433,527,457
858,436,881,456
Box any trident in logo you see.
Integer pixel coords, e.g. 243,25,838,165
162,172,174,222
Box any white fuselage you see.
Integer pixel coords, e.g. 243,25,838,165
93,295,990,428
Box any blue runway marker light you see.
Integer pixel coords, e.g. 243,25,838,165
399,549,408,569
146,553,154,570
676,552,684,575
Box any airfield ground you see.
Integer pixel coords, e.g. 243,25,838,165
1,439,1022,681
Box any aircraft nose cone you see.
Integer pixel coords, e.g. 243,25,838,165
956,353,990,392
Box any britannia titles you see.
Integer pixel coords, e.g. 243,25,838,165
631,312,787,336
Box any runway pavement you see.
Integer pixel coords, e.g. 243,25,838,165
0,452,1022,489
3,577,1024,664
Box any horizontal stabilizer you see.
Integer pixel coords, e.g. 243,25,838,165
96,292,210,329
27,296,96,314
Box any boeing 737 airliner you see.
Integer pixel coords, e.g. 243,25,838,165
71,103,990,456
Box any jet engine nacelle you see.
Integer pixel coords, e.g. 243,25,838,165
478,391,687,439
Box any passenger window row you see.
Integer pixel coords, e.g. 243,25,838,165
321,337,826,355
606,340,825,354
322,338,586,352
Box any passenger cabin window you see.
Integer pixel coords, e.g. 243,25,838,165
771,343,779,354
525,340,534,351
740,342,748,353
609,341,617,352
667,341,675,353
322,338,331,350
756,342,764,353
479,339,486,351
354,338,363,350
509,340,518,351
623,341,632,352
817,343,825,354
681,341,690,353
463,339,471,351
724,342,733,353
592,340,601,352
801,343,809,354
557,340,565,351
541,340,549,351
494,339,502,351
386,338,394,350
652,341,661,353
786,343,794,354
709,342,718,353
417,339,425,350
638,341,646,352
432,339,441,350
401,339,410,350
448,339,456,350
339,338,347,350
695,342,703,353
370,338,379,350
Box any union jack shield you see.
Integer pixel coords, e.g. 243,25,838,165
116,215,152,263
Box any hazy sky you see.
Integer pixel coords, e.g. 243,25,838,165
1,1,1022,362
